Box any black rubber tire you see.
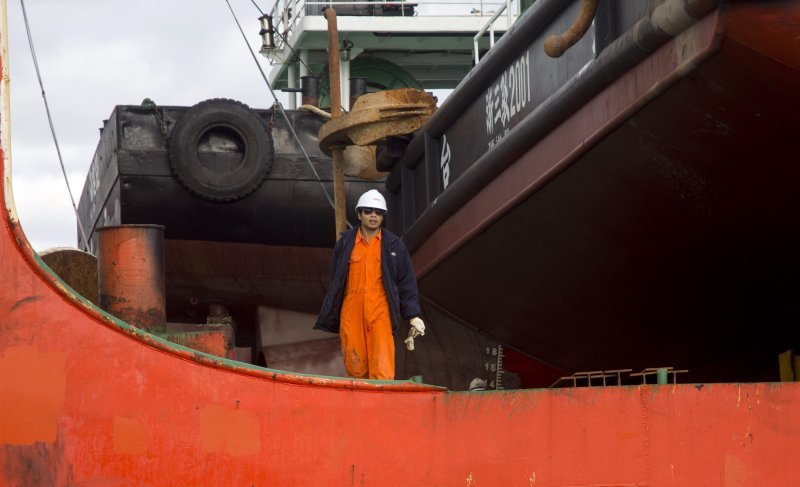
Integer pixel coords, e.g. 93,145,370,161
168,98,273,202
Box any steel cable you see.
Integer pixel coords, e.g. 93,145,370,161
19,0,90,250
225,0,351,228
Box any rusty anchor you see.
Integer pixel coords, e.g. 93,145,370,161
318,88,437,178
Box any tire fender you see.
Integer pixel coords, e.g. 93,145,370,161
168,98,274,202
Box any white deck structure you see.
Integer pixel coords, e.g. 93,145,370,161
260,0,520,107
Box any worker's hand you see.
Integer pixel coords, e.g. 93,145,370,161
405,317,425,351
404,327,418,351
409,317,425,336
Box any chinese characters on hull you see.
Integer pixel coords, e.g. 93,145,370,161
486,50,532,150
438,50,533,192
440,134,451,190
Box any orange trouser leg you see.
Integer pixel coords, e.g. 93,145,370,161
340,291,395,380
340,293,369,379
365,297,394,380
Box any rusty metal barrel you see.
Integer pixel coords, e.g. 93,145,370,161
96,224,166,332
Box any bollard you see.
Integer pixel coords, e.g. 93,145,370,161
97,224,166,333
301,75,319,107
349,77,367,109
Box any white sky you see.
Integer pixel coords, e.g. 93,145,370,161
7,0,283,251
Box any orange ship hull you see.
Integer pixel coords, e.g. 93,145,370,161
3,2,800,485
1,253,800,485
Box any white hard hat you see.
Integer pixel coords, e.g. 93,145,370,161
355,189,387,212
469,378,487,391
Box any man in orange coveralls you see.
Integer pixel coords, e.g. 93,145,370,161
314,189,425,379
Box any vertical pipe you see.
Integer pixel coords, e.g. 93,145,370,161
97,224,166,333
301,75,319,107
324,8,342,118
324,7,347,240
299,50,309,78
288,63,298,109
341,58,351,110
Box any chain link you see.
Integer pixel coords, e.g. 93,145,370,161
142,98,169,140
268,101,279,131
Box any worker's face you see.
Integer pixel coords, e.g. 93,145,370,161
358,207,385,231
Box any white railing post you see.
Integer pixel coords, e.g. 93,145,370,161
473,2,508,63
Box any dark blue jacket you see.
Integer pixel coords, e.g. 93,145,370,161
314,227,421,336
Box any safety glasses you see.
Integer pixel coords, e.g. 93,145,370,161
360,207,385,216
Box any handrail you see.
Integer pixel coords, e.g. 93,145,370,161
266,0,511,54
544,0,598,57
472,1,510,64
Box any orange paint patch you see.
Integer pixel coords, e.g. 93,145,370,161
0,346,66,445
199,405,260,456
725,454,748,487
113,417,148,454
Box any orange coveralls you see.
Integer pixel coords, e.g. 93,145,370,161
340,229,395,379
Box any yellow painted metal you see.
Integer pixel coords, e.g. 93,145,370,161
779,349,795,382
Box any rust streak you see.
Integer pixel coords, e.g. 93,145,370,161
10,295,42,311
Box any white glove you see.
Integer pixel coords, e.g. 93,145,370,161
409,317,425,336
405,317,425,351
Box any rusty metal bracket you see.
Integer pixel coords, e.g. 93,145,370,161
318,88,436,156
544,0,599,58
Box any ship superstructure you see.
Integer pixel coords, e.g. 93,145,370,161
260,0,517,107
